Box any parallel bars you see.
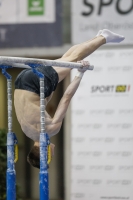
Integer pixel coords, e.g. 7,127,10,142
0,56,94,200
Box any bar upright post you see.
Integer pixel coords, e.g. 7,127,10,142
1,66,16,200
29,65,49,200
39,76,49,200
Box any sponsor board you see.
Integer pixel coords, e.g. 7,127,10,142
71,0,133,44
70,49,133,200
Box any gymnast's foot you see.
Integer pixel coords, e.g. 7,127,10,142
100,29,125,43
27,146,40,169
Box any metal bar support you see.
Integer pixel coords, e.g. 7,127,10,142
29,64,49,200
0,65,16,200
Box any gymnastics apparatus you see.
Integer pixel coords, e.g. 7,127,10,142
0,56,93,200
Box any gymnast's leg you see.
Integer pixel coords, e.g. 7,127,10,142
53,29,125,82
59,29,107,58
61,36,98,58
53,36,106,82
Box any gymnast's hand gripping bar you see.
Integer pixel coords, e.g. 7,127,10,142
0,56,94,70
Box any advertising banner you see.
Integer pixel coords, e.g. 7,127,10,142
71,0,133,44
0,0,62,47
71,49,133,200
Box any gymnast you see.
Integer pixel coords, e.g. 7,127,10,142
14,29,125,168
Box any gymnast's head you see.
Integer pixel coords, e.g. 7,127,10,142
27,145,40,169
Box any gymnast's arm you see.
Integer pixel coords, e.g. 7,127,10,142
48,66,88,137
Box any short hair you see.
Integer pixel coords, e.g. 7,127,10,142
27,146,40,169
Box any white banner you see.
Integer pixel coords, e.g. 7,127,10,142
71,49,133,200
0,0,55,24
71,0,133,44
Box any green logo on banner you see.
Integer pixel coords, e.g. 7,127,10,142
28,0,44,16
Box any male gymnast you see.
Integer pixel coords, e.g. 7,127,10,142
14,29,125,168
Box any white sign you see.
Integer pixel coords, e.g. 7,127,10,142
71,49,133,200
0,0,55,24
71,0,133,44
